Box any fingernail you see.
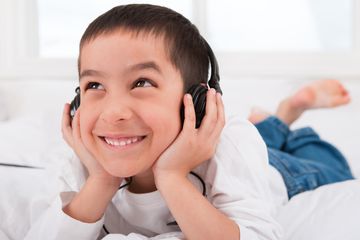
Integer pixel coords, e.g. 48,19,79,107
210,88,216,95
186,94,192,100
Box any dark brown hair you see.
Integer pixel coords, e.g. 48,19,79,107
78,4,210,92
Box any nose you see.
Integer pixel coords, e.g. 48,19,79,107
100,94,133,124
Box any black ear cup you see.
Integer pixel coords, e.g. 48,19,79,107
180,84,208,128
179,38,222,128
70,87,81,119
179,39,222,129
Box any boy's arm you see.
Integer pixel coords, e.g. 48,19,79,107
61,103,122,222
24,191,105,240
153,90,239,240
24,158,106,239
155,120,283,240
156,173,240,240
24,157,131,240
153,92,282,240
63,175,120,223
25,104,123,239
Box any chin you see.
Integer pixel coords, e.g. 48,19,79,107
103,165,136,178
101,160,145,178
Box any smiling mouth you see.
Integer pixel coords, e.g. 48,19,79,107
100,136,146,148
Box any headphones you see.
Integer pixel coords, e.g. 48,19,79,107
179,39,222,128
70,39,222,128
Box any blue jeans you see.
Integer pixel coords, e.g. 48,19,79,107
255,116,354,199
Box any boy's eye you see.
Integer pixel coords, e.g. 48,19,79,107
85,82,104,90
133,78,154,88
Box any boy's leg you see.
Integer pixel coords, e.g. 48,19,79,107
250,110,290,149
274,79,350,125
277,79,354,178
253,117,354,200
283,126,354,179
249,79,350,149
249,79,354,199
268,147,354,199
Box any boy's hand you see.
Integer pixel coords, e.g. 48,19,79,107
153,88,225,181
62,104,121,184
61,104,121,223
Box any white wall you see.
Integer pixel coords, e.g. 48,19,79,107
1,0,360,81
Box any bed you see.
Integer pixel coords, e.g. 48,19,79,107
1,78,359,239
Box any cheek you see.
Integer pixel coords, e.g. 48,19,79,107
142,103,182,147
79,107,98,146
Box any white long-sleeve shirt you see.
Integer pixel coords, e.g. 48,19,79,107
25,116,285,240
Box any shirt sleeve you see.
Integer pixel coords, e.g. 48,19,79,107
24,192,104,240
102,234,148,240
24,156,104,240
102,232,185,240
205,116,283,240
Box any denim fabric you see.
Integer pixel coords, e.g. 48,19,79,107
255,116,354,199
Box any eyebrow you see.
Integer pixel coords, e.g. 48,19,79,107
79,69,107,81
129,61,162,74
79,61,162,81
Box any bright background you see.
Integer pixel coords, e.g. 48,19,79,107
0,0,360,79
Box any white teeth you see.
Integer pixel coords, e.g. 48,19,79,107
104,136,142,147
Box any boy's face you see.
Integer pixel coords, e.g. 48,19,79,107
78,30,184,178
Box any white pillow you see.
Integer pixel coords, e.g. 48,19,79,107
277,179,360,240
0,167,58,240
0,91,9,121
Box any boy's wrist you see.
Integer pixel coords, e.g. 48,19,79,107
154,170,188,191
87,174,122,190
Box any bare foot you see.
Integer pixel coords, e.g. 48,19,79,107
276,79,351,125
248,107,271,124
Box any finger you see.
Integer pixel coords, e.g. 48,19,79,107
198,88,218,134
182,94,196,131
72,107,82,145
61,103,74,147
210,92,225,140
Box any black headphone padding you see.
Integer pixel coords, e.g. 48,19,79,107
184,38,222,128
180,84,208,128
70,87,80,119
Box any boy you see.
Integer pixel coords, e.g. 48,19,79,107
25,4,281,240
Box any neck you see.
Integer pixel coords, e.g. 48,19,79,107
127,170,157,194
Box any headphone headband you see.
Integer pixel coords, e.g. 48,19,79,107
202,39,222,95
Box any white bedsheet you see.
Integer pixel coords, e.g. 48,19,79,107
1,166,359,240
277,179,360,240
